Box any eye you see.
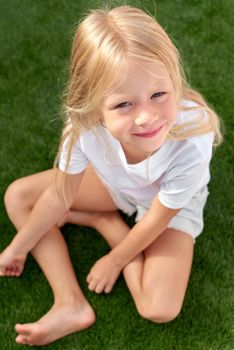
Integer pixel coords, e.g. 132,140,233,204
115,101,131,109
151,92,165,99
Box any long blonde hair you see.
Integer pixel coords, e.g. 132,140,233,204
56,5,222,172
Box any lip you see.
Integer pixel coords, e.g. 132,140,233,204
132,124,164,138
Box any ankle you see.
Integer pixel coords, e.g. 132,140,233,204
4,242,27,259
54,290,87,306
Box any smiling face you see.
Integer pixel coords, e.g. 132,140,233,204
101,59,178,163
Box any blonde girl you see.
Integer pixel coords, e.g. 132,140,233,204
0,5,222,346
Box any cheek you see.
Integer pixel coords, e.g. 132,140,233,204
105,118,130,138
109,114,131,129
171,106,178,123
164,100,178,124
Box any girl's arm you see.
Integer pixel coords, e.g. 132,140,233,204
87,197,180,292
8,169,84,256
110,197,180,267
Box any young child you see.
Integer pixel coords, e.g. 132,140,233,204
0,5,222,346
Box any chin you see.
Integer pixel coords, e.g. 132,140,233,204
141,140,165,153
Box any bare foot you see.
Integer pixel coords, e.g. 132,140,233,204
0,246,26,277
15,299,96,346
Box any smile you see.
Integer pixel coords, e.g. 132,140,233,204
132,125,164,138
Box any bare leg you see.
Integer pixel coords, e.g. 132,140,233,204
60,210,144,301
0,166,117,276
61,210,194,322
3,170,96,346
15,228,95,346
0,169,56,276
3,166,119,345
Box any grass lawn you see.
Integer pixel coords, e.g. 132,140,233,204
0,0,233,349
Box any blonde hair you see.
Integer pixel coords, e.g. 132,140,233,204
56,5,222,173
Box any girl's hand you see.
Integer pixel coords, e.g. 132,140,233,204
86,254,122,294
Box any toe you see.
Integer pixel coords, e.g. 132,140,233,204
15,323,31,334
15,334,28,344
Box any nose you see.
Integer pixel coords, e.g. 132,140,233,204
134,107,159,126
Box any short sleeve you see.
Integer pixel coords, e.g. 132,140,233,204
158,134,213,209
59,137,88,174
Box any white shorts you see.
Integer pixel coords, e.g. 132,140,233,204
100,178,209,243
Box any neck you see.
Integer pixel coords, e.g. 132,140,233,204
121,143,154,164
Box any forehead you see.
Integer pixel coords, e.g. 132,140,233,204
106,59,172,96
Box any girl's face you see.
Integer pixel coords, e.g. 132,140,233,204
101,60,178,163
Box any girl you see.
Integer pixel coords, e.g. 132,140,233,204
0,5,222,346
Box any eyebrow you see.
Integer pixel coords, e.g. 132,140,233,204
104,94,130,106
106,84,169,104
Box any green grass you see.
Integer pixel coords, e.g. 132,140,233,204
0,0,233,349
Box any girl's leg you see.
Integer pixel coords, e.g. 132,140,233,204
0,166,117,276
65,211,194,323
138,229,194,322
63,211,144,300
15,228,96,346
2,166,116,345
0,169,55,276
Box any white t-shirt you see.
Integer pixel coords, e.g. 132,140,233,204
59,100,214,210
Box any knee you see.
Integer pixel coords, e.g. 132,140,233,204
137,297,182,324
4,179,30,215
